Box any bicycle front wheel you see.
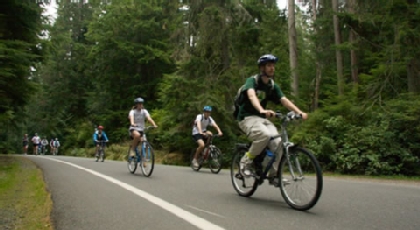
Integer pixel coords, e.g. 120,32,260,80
100,148,105,162
231,149,258,197
209,147,223,174
279,147,323,211
140,142,155,177
127,145,137,174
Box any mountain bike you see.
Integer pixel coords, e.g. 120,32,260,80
231,111,323,211
190,134,223,174
95,140,107,162
127,126,156,177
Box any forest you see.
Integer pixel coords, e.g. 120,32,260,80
1,0,420,176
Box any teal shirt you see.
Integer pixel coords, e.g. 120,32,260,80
237,76,285,121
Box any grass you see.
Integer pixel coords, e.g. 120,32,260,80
0,155,53,230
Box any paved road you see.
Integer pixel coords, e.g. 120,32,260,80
24,155,420,230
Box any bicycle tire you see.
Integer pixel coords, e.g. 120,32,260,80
279,147,323,211
190,148,203,171
140,142,155,177
209,147,223,174
231,149,258,197
101,148,105,162
127,145,137,174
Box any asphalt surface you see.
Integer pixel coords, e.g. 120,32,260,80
24,155,420,230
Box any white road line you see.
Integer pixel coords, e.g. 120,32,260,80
185,205,226,219
44,157,226,230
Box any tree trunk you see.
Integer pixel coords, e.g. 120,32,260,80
332,0,344,95
407,58,420,93
348,0,359,87
288,0,299,97
311,0,322,111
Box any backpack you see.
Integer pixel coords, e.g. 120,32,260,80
232,74,274,119
191,113,205,128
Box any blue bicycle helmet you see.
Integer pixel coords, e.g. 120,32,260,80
203,106,212,112
257,54,278,66
134,97,144,104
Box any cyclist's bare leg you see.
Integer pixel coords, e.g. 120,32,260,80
194,139,205,160
95,143,100,156
130,130,141,156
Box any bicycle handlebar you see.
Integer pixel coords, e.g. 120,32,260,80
274,111,302,120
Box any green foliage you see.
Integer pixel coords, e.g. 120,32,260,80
292,93,420,176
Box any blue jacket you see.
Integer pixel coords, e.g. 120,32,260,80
93,131,109,142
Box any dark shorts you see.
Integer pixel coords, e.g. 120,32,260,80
23,141,28,147
129,129,143,139
192,134,207,142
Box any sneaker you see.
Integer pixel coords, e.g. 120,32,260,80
192,159,199,168
239,154,254,177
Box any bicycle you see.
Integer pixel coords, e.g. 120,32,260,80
231,111,323,211
95,140,107,162
190,134,223,174
127,126,156,177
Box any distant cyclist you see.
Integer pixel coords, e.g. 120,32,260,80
93,126,109,157
22,134,29,155
31,133,41,155
128,97,157,157
41,137,49,155
52,138,60,155
191,106,223,168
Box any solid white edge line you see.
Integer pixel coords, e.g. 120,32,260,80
185,205,226,219
43,157,226,230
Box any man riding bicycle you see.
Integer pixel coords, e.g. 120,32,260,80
191,106,223,168
128,97,157,157
93,126,109,157
236,54,308,186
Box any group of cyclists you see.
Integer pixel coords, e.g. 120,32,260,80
22,133,60,155
100,54,308,181
25,54,309,182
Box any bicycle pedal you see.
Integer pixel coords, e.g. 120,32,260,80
235,173,243,180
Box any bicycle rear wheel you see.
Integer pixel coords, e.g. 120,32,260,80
279,147,323,211
127,145,137,174
209,147,223,174
140,142,155,177
231,149,258,197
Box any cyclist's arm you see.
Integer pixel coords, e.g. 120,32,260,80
146,116,157,127
196,115,203,134
246,88,266,113
280,97,308,119
129,114,136,126
104,133,109,141
211,121,222,135
280,97,302,114
93,133,98,142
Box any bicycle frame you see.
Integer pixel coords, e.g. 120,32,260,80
252,112,303,182
202,134,219,160
133,126,155,161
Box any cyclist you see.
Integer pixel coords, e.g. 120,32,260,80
22,134,29,155
49,138,55,154
31,133,41,155
52,138,60,155
236,54,308,186
41,137,49,155
191,106,223,168
93,126,109,157
128,97,157,157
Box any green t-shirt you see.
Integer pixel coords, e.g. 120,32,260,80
237,76,285,121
